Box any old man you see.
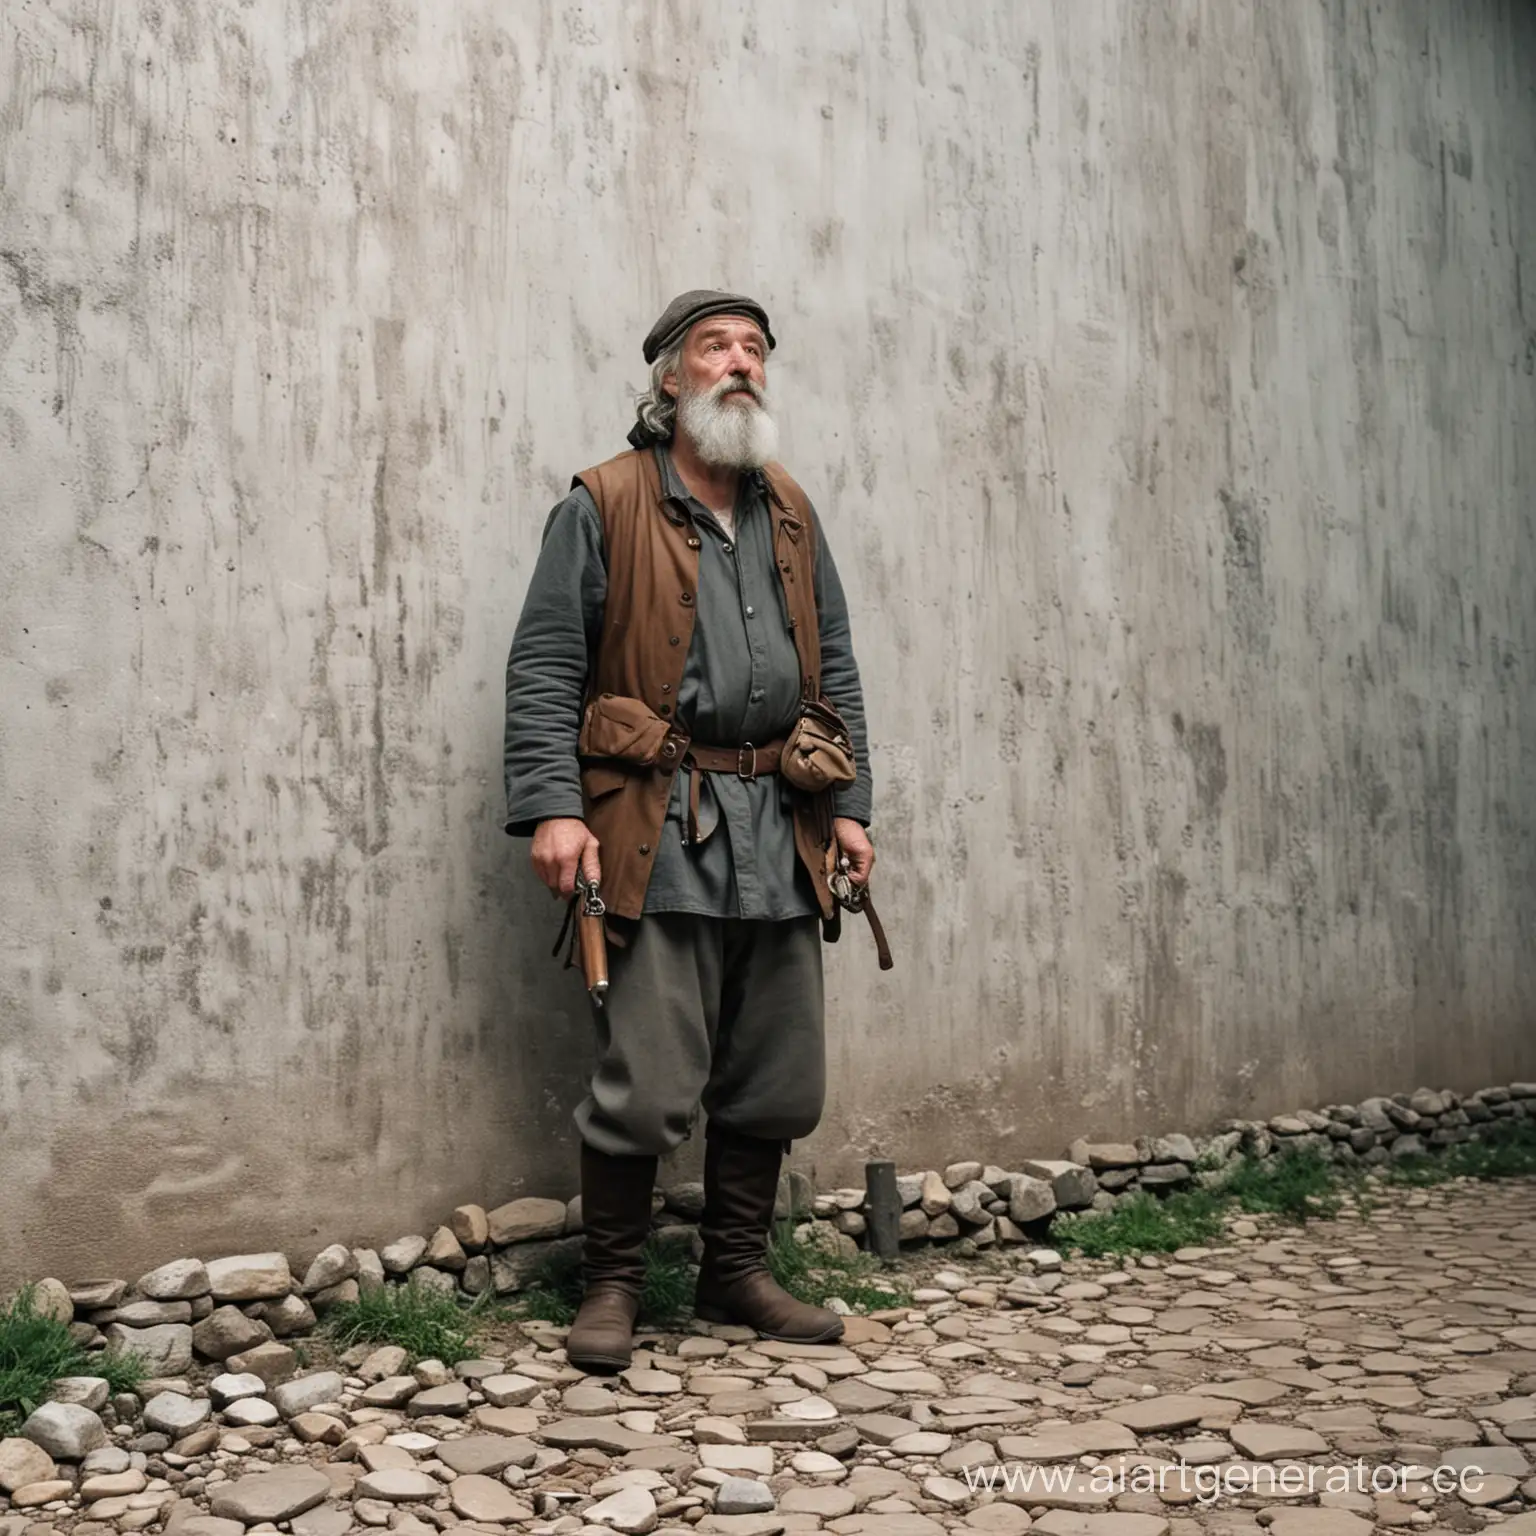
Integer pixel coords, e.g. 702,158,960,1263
503,289,875,1372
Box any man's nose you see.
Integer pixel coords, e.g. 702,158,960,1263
726,343,761,376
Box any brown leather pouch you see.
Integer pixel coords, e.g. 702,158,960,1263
578,692,673,766
781,698,857,793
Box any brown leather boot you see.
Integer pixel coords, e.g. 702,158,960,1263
565,1143,657,1374
694,1126,844,1343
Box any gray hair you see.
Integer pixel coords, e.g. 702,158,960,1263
633,340,683,442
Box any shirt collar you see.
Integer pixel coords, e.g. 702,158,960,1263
654,443,766,510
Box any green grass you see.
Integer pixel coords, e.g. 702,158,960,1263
1222,1146,1344,1219
1379,1120,1536,1185
320,1277,484,1365
1051,1187,1229,1257
0,1286,147,1437
1051,1122,1536,1257
510,1236,698,1329
766,1222,905,1313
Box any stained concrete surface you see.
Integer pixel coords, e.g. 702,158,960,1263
1,1,1534,1284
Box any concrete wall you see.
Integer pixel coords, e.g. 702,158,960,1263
3,0,1534,1286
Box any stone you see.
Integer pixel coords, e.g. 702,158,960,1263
699,1443,775,1475
270,1371,346,1419
436,1434,539,1474
1103,1396,1214,1433
1069,1140,1141,1169
360,1375,419,1408
208,1466,332,1523
1262,1513,1375,1536
488,1234,582,1292
1229,1423,1328,1459
48,1377,109,1411
254,1291,315,1336
716,1477,775,1514
1032,1516,1170,1536
583,1484,659,1533
540,1417,666,1454
479,1372,540,1407
112,1298,194,1325
80,1470,149,1500
486,1196,567,1244
448,1474,533,1522
358,1344,410,1382
406,1381,470,1417
141,1393,212,1437
1021,1159,1098,1209
450,1204,490,1248
354,1468,443,1502
9,1478,74,1506
1138,1161,1192,1187
290,1411,346,1444
70,1280,127,1310
223,1341,295,1384
136,1260,210,1300
1006,1174,1057,1223
220,1398,281,1428
204,1254,292,1302
103,1322,194,1374
354,1247,386,1292
192,1306,272,1361
300,1244,358,1294
380,1235,429,1273
288,1508,352,1536
424,1226,467,1271
24,1277,74,1323
21,1401,107,1459
0,1438,57,1494
310,1276,363,1309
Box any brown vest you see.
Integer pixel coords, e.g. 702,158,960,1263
573,447,837,921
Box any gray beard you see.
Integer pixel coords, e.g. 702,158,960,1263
676,382,780,469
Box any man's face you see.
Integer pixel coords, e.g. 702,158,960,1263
665,316,769,405
664,313,779,470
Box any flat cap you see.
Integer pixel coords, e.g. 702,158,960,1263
643,289,775,364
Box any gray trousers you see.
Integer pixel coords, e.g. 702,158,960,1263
573,913,826,1157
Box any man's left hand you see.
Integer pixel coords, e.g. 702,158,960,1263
834,817,876,886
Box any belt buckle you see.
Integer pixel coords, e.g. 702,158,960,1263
737,742,757,781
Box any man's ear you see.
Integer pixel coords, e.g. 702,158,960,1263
662,370,679,401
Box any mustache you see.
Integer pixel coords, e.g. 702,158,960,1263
708,372,768,407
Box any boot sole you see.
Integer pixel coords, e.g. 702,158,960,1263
694,1302,844,1344
565,1349,633,1374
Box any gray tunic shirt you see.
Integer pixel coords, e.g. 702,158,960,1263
504,445,872,920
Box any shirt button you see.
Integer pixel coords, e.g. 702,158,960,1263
722,542,733,554
745,605,756,618
751,689,765,702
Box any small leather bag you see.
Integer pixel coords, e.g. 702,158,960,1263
780,697,857,794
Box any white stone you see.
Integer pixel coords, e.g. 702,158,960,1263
20,1401,107,1459
205,1253,293,1301
137,1259,211,1300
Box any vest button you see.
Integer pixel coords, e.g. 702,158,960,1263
669,635,680,645
639,843,651,855
680,591,694,605
661,683,672,693
688,537,701,549
659,704,671,716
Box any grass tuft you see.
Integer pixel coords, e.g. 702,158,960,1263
767,1223,904,1313
1380,1120,1536,1185
509,1236,697,1329
320,1279,478,1365
1051,1187,1228,1257
1222,1146,1343,1220
0,1286,147,1437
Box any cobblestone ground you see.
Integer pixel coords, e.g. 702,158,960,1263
7,1175,1536,1536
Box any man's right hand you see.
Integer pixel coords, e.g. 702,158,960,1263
531,817,602,900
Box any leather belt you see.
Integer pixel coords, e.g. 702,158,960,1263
680,739,785,844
